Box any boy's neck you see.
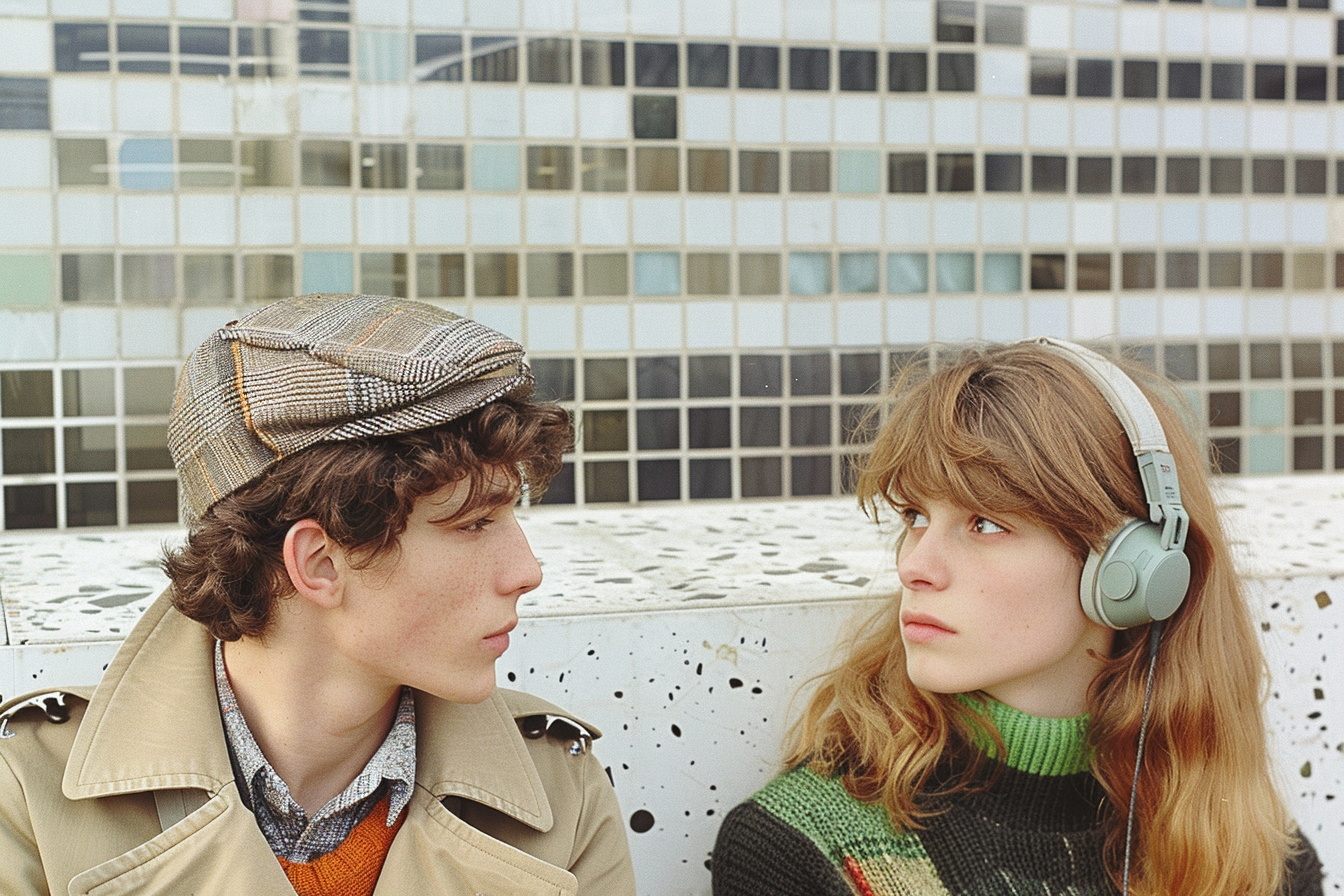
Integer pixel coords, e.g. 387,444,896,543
221,635,402,815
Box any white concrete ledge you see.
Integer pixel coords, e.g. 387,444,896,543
0,478,1340,892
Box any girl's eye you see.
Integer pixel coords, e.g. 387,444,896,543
899,508,929,529
972,517,1007,534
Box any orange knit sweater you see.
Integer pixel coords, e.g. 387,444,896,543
276,794,407,896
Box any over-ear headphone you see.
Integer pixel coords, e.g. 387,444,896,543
1027,338,1191,630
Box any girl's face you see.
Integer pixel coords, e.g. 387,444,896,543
896,497,1115,718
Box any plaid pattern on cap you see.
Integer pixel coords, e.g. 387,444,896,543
168,293,534,521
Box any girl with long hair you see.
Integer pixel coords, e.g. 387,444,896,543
711,340,1322,896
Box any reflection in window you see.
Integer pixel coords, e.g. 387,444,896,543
984,154,1022,192
738,45,780,89
471,143,519,191
984,5,1024,45
585,359,628,400
742,356,782,397
688,149,730,192
474,253,519,297
838,252,880,293
1031,55,1067,96
55,23,109,72
360,143,407,188
241,140,292,187
61,254,114,303
528,37,571,84
527,252,574,297
1076,156,1112,194
1031,155,1067,193
471,35,518,82
238,26,284,78
936,252,974,293
128,480,179,524
527,146,573,190
120,139,173,191
416,253,465,298
1168,61,1202,99
360,252,408,297
183,254,234,305
1210,62,1245,100
741,456,782,497
1030,254,1066,290
583,253,628,296
416,144,465,190
57,139,108,186
122,254,176,306
634,147,679,191
244,254,294,303
124,368,177,415
888,253,929,294
687,253,730,294
888,52,927,92
580,40,625,86
415,34,463,81
531,359,575,402
117,24,169,74
301,140,352,186
1122,60,1159,99
5,485,57,529
790,48,830,91
789,151,830,192
839,50,877,91
982,253,1021,292
634,251,681,296
66,482,116,527
789,253,832,295
585,461,629,503
637,410,679,450
64,427,115,472
936,153,973,192
180,26,230,76
1076,59,1113,98
633,95,677,139
937,53,975,91
2,429,56,474
180,140,233,188
688,43,729,88
688,356,731,397
298,28,350,78
581,147,627,191
635,42,678,88
1208,344,1240,380
888,153,927,193
1292,252,1326,290
740,150,780,193
1166,157,1200,194
1,370,54,417
936,0,976,42
1076,253,1111,291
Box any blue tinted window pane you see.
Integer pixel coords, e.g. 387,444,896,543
302,252,354,293
299,29,350,77
837,149,881,193
0,78,50,130
1246,434,1285,474
634,251,681,296
117,25,170,74
415,33,463,81
983,253,1022,292
359,30,409,83
789,252,832,295
887,253,928,294
54,23,109,72
471,144,520,190
179,26,230,76
936,252,975,293
120,139,173,190
838,252,880,293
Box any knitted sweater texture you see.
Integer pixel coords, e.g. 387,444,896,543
711,700,1113,896
277,792,407,896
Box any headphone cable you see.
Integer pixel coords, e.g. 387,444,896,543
1122,620,1164,896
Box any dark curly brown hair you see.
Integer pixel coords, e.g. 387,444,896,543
161,398,572,641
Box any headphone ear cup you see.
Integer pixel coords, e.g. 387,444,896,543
1080,519,1191,629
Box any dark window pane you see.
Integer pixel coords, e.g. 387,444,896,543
741,456,782,497
527,145,573,189
526,251,574,297
5,484,57,529
984,4,1024,44
1209,157,1243,194
888,153,927,193
1122,60,1158,98
581,146,627,191
1165,252,1199,289
789,47,829,90
637,460,679,501
471,35,518,82
1168,61,1202,98
299,0,348,22
1250,252,1284,288
740,150,780,193
1,370,53,417
528,37,572,84
789,151,829,192
937,0,976,41
585,461,629,503
360,143,407,188
179,26,230,76
1296,64,1327,101
1164,344,1198,381
1208,391,1241,426
1253,63,1286,100
0,78,49,129
117,24,170,74
417,144,465,190
66,481,117,527
1208,344,1240,380
1031,155,1067,193
1121,156,1157,193
936,153,973,191
633,94,677,139
55,23,109,72
740,406,781,446
635,42,678,88
1291,342,1322,378
1031,55,1067,95
1211,438,1240,474
790,406,831,447
839,49,877,91
740,355,782,397
689,458,731,499
301,140,351,186
298,28,350,78
688,149,729,192
687,43,729,87
984,153,1022,191
688,407,730,449
474,252,519,296
1076,253,1111,291
1252,157,1286,194
937,52,974,91
61,253,115,303
1121,252,1157,289
637,408,680,450
238,26,285,78
1294,390,1324,425
3,429,55,474
739,45,779,89
688,355,731,397
583,409,628,451
360,252,408,297
244,254,295,302
1030,254,1066,290
1208,251,1243,288
840,353,881,395
1249,342,1282,379
634,147,679,191
637,356,680,399
1296,157,1328,194
531,358,575,402
415,253,464,298
128,480,179,524
1076,59,1113,97
1166,156,1200,193
790,353,831,396
888,52,927,92
1076,156,1113,194
415,33,463,81
580,40,624,86
1293,437,1323,472
1210,62,1245,100
791,456,832,496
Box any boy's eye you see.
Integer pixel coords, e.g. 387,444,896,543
458,517,494,533
899,508,929,529
972,517,1007,534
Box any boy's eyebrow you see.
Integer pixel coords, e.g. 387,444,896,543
429,480,522,523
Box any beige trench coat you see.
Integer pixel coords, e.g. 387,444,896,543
0,593,637,896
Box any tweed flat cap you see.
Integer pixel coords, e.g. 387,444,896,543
168,293,534,521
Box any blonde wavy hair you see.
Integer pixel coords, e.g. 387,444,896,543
785,341,1296,896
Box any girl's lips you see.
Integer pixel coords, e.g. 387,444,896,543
901,612,955,644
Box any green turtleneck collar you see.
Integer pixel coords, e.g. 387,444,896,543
958,694,1092,776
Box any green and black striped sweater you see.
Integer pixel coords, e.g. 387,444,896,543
711,699,1323,896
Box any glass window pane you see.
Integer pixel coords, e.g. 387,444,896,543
738,45,779,89
5,484,57,529
584,461,629,503
789,253,832,295
740,150,780,193
62,369,114,417
299,0,349,23
117,24,169,74
637,459,679,500
471,35,518,82
528,37,571,84
66,481,117,526
888,51,927,92
581,147,628,192
789,47,830,90
120,138,173,191
1076,253,1111,291
688,148,729,192
741,356,782,398
1076,59,1113,97
1164,252,1199,289
637,408,680,450
584,359,628,400
1031,155,1067,193
1295,158,1327,195
984,153,1022,192
122,254,176,306
237,25,286,78
688,355,730,397
937,52,974,91
126,423,173,470
888,252,929,294
688,43,729,88
360,142,407,188
689,458,730,499
790,406,831,447
634,251,681,296
1168,61,1202,99
936,153,973,191
984,5,1024,44
580,40,625,86
474,252,519,297
532,358,575,402
471,143,520,190
791,455,832,496
741,456,781,497
241,139,292,187
57,139,108,186
937,0,976,41
1293,437,1323,472
1293,390,1324,425
836,149,880,193
739,253,780,295
243,254,294,302
1031,55,1067,95
298,28,350,78
1208,344,1240,380
839,49,877,91
740,406,781,445
123,368,176,415
1292,252,1325,290
55,23,109,72
526,252,574,297
688,407,729,448
632,94,677,139
1164,344,1197,381
583,253,628,296
1166,156,1200,194
634,147,678,190
179,25,230,77
838,252,880,294
0,79,50,131
1253,63,1286,100
360,252,408,297
1251,157,1285,194
1076,156,1113,194
982,253,1021,292
1249,344,1282,381
358,30,408,83
1208,251,1242,288
1208,391,1240,426
415,33,463,81
789,150,829,192
1121,252,1157,289
687,253,730,295
180,139,233,188
840,353,881,394
1250,252,1284,288
128,480,179,524
1121,156,1157,193
1030,254,1066,290
1291,342,1322,378
1296,64,1327,101
527,145,573,189
301,140,351,186
935,252,974,292
1209,157,1243,194
635,42,678,88
183,253,234,305
1122,60,1158,98
417,144,464,190
1210,62,1245,100
3,428,55,474
61,254,115,303
637,356,680,399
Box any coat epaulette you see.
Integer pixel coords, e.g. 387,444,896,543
501,688,601,757
0,687,92,739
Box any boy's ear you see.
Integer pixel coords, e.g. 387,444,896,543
283,519,343,609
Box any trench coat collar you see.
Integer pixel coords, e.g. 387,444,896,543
61,590,554,833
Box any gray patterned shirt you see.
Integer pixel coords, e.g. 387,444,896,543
213,641,416,863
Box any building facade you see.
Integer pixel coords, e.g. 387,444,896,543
0,0,1342,528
